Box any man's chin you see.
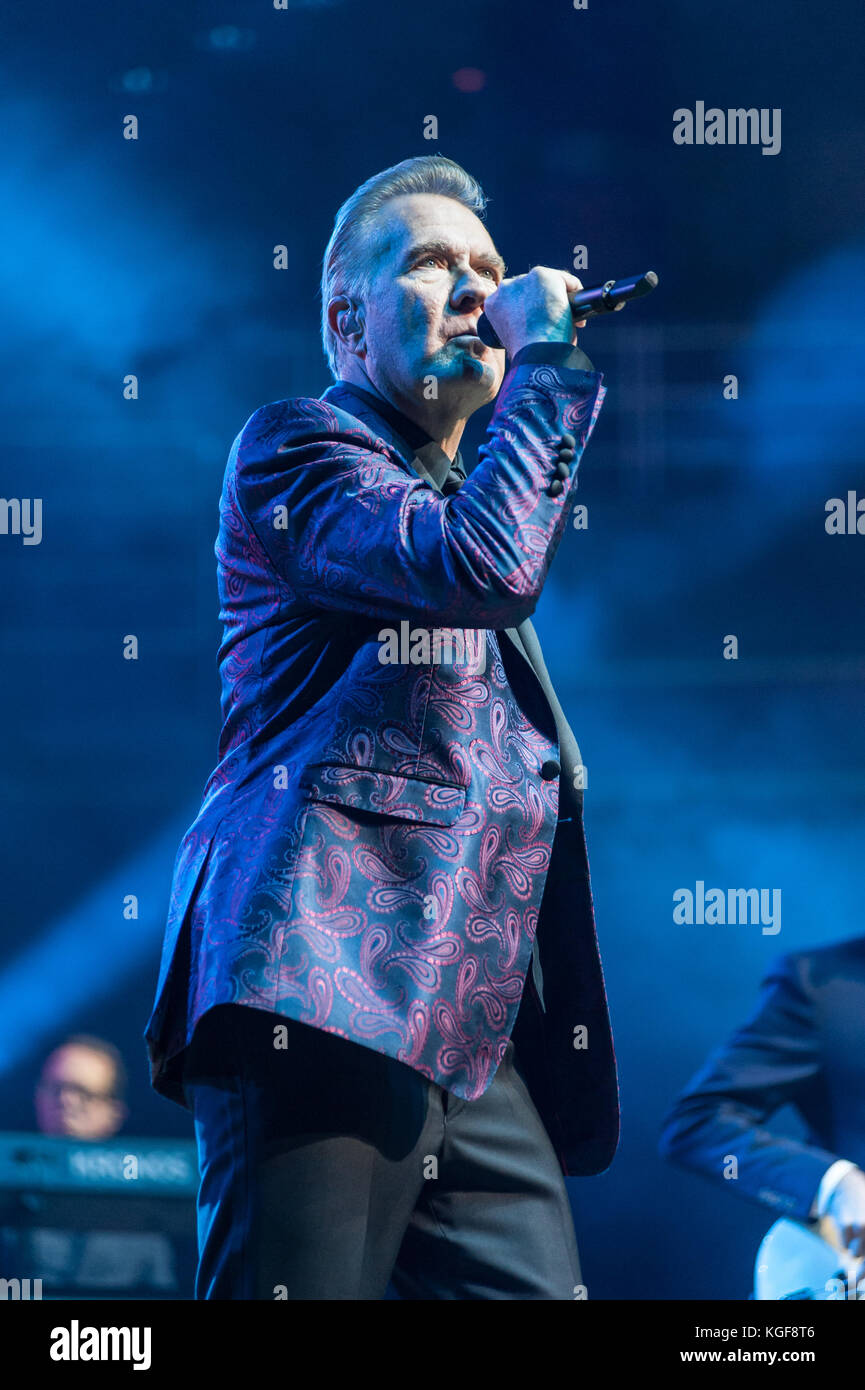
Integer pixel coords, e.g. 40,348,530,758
461,354,499,391
429,348,502,398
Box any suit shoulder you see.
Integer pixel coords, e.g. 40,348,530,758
797,935,865,988
238,396,382,456
762,935,865,996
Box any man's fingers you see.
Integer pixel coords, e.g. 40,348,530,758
561,273,585,332
560,271,584,294
528,266,583,297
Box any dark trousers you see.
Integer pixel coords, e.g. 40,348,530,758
182,996,581,1300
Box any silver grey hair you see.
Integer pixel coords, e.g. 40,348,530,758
320,155,488,380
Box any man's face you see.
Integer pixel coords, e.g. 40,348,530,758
35,1045,125,1139
355,192,507,413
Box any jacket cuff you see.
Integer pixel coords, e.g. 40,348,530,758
510,341,597,374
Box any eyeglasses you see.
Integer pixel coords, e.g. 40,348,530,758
38,1080,116,1105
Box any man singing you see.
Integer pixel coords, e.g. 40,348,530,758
144,154,619,1300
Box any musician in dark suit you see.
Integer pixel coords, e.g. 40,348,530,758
144,154,619,1299
660,937,865,1262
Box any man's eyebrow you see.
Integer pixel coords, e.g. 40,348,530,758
401,239,507,276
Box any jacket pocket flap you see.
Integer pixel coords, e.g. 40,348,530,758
299,763,466,826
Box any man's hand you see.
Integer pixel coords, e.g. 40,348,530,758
481,266,587,358
823,1167,865,1259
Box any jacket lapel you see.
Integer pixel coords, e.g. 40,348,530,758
321,382,430,479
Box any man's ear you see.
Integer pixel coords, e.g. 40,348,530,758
327,295,366,359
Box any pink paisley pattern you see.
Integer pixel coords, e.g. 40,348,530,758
144,355,618,1174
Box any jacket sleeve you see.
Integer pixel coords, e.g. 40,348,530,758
658,953,840,1221
232,348,605,630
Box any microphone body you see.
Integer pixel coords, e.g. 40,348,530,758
476,270,658,349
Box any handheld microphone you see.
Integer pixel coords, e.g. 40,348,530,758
476,269,659,349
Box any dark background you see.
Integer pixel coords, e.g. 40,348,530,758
2,0,864,1299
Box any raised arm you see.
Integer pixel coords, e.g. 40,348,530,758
232,345,605,631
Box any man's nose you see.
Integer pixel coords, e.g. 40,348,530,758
450,270,491,310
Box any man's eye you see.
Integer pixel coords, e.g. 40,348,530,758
480,267,498,280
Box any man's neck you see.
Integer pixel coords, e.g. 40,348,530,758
338,364,467,461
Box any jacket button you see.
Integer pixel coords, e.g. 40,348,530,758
547,479,564,497
555,461,570,480
560,432,576,450
558,447,575,462
540,759,561,780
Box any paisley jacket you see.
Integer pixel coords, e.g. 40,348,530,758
144,341,620,1177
